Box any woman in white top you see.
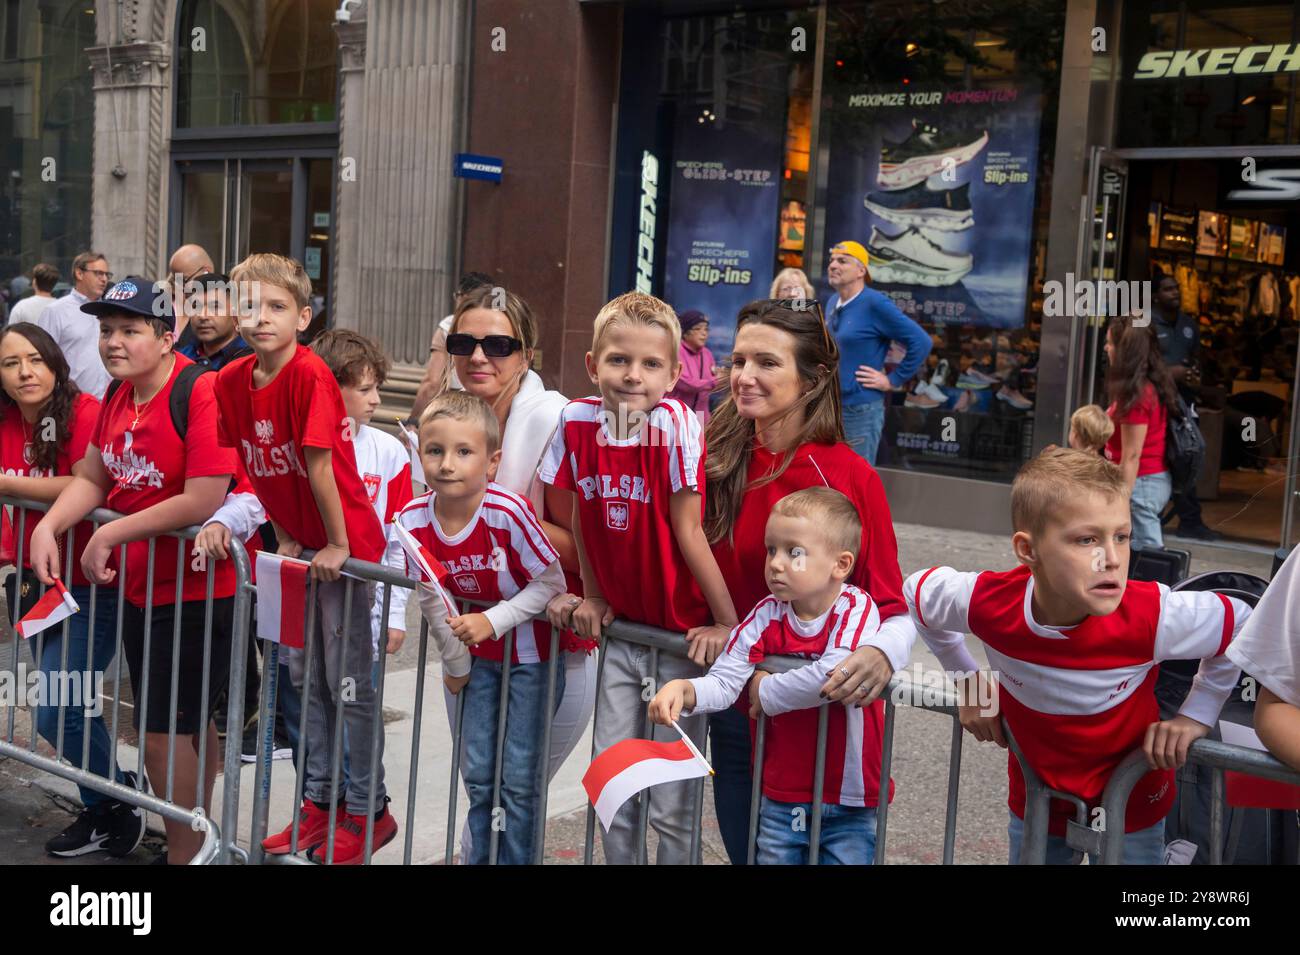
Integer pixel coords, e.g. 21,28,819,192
437,285,596,857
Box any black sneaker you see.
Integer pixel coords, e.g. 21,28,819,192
104,771,146,858
45,806,113,858
240,722,262,763
865,181,973,232
878,120,989,189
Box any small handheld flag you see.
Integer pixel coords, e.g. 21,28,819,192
392,521,458,620
16,580,80,639
582,722,713,832
255,552,311,648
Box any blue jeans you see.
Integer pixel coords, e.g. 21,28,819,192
842,401,885,466
1007,811,1165,865
1130,471,1172,551
708,706,754,865
7,579,124,808
462,656,565,865
757,796,877,865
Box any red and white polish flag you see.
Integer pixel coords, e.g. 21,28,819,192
16,579,80,639
582,722,714,832
255,552,310,649
392,521,458,620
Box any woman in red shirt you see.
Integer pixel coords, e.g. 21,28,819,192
1103,314,1178,551
686,299,913,864
0,323,139,858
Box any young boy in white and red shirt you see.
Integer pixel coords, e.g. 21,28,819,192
211,254,393,865
539,291,738,865
29,277,240,865
392,390,563,864
651,487,891,864
905,448,1252,864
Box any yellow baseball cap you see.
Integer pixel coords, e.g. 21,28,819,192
830,240,870,268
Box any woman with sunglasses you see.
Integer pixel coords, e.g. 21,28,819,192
684,299,915,864
442,285,595,853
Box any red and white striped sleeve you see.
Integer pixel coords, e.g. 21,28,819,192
659,399,703,494
484,488,558,581
687,598,778,715
759,587,881,718
1155,586,1251,727
904,566,982,676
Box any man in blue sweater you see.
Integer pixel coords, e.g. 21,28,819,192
825,240,932,465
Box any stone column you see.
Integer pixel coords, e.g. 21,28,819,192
331,0,469,417
86,0,172,279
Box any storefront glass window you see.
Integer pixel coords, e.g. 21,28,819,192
176,0,338,128
1118,0,1299,148
0,2,95,307
821,0,1064,482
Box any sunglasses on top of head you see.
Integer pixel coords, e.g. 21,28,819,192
445,333,524,358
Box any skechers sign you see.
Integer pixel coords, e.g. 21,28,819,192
1134,43,1300,79
1227,170,1300,202
635,151,659,295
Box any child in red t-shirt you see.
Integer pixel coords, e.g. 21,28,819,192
29,277,240,865
539,291,738,864
212,254,393,865
905,449,1250,865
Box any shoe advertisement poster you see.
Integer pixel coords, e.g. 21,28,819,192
823,84,1043,330
662,117,784,354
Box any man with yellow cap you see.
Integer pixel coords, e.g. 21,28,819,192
825,240,932,465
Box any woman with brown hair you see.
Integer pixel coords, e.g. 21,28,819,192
685,299,915,864
1103,313,1179,551
0,323,138,858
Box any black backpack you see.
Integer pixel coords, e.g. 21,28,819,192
104,363,208,439
1165,392,1206,495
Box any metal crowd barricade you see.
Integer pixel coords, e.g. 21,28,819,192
242,543,567,866
584,620,968,866
0,495,253,865
1005,723,1300,866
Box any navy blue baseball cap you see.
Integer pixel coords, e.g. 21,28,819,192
81,275,175,330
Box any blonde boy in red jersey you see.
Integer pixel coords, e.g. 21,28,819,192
212,254,392,864
539,291,738,864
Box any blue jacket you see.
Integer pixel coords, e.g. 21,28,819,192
826,287,932,407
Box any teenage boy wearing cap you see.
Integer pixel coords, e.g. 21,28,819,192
177,272,252,371
28,276,242,865
667,309,718,425
825,240,932,466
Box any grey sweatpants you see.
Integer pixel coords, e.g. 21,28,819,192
594,636,707,865
287,577,386,816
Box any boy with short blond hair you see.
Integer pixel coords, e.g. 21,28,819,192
906,447,1251,864
213,253,394,864
651,487,893,864
539,290,739,865
393,390,565,863
1068,404,1114,454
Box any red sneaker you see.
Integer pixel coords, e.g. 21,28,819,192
308,807,398,865
262,800,342,856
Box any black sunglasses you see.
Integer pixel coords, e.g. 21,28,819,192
446,333,524,358
769,298,833,351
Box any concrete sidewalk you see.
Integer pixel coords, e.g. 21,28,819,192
0,523,1276,865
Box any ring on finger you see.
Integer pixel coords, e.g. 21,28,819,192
839,666,852,678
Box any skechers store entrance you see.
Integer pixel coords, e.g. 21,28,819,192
1081,0,1300,550
605,0,1068,534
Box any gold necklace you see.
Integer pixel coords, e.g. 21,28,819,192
129,357,174,430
